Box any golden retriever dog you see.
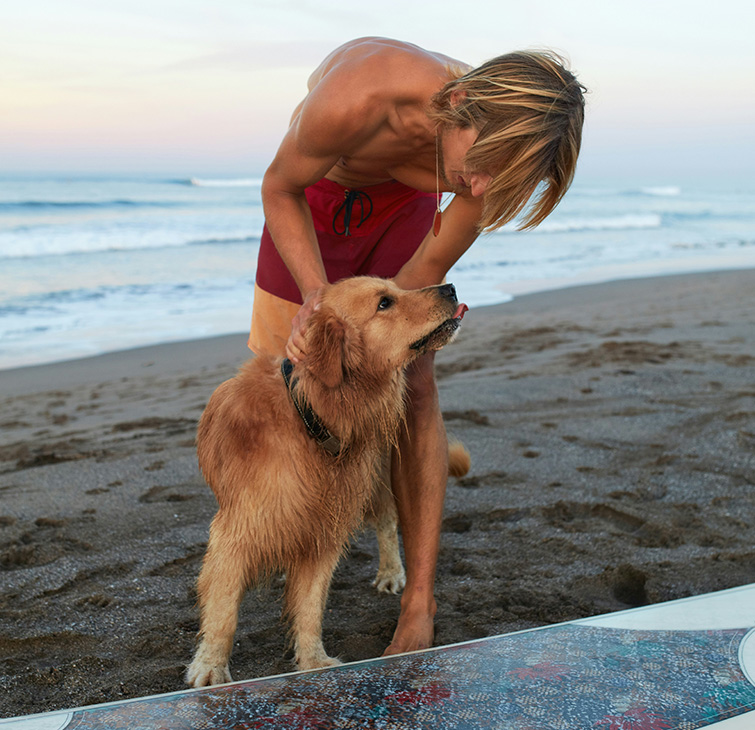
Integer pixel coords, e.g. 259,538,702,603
186,276,469,687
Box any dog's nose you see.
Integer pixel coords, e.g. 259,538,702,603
437,283,457,303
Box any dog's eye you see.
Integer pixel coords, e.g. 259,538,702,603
377,296,394,311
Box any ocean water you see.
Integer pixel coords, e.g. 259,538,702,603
1,174,754,370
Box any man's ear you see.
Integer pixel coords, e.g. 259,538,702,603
449,88,467,106
304,308,347,388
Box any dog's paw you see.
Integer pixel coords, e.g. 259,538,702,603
185,659,232,688
297,653,343,672
295,640,343,671
373,565,406,594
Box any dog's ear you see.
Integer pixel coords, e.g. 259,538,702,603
304,308,349,388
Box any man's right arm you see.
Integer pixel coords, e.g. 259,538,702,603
260,133,334,361
260,73,384,359
260,128,334,302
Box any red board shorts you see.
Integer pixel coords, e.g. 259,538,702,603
249,178,436,357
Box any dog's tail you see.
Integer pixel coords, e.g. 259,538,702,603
448,439,471,478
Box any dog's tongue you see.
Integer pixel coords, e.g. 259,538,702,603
453,303,469,320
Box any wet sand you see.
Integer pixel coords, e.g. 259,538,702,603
1,269,754,719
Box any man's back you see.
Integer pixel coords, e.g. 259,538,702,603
284,37,466,191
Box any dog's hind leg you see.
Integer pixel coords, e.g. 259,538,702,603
186,513,251,687
366,452,406,594
284,551,343,671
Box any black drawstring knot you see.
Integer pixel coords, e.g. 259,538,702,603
332,189,373,236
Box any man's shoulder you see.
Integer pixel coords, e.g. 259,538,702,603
292,39,462,159
297,41,439,141
309,38,455,94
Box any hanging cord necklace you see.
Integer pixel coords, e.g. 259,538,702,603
433,133,442,237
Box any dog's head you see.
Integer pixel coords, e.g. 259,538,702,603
302,277,467,388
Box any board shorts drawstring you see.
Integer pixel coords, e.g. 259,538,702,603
332,189,373,236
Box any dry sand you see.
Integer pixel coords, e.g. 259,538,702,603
1,269,753,719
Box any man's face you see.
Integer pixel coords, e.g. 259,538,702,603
438,126,493,198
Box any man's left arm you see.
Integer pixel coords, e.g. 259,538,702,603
393,194,483,290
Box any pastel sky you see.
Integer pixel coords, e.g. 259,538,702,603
2,0,753,181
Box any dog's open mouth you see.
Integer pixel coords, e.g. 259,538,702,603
410,303,468,352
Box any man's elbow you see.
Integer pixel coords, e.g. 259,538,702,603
260,168,280,207
261,170,302,210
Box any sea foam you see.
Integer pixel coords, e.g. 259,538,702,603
2,175,754,369
189,177,263,187
640,186,681,197
518,214,662,235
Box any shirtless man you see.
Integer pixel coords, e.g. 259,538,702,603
249,37,585,657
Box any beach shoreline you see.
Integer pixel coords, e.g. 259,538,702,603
2,260,753,379
0,258,755,376
1,269,754,719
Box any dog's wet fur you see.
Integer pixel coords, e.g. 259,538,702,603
186,277,469,686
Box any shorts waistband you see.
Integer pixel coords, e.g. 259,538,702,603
311,177,434,201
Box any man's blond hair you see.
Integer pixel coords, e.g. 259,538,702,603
430,51,585,231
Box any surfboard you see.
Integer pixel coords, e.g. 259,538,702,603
3,583,755,729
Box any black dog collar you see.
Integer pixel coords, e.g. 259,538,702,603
281,358,343,457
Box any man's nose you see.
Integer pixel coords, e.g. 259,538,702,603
469,173,492,198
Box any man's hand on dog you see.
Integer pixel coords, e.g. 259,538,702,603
287,287,324,363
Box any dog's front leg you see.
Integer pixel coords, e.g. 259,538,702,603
284,551,343,671
186,514,250,687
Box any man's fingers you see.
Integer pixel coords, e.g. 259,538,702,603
287,286,324,364
292,329,307,354
286,332,307,363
